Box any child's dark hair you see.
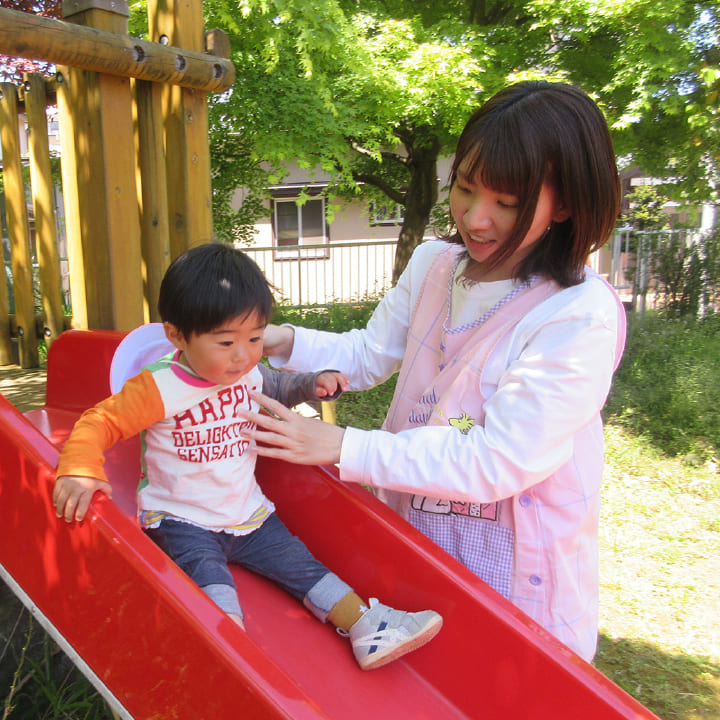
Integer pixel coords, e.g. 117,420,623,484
158,243,274,337
448,80,621,287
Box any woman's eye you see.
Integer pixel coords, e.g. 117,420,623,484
498,198,519,209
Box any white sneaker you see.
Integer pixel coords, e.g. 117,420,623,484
345,598,442,670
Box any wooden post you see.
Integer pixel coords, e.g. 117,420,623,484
320,401,337,426
59,0,144,331
148,0,213,260
55,68,89,330
22,73,66,348
134,78,171,321
0,84,40,368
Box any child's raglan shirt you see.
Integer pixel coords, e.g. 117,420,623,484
57,352,334,531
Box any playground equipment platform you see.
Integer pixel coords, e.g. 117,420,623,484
0,330,659,719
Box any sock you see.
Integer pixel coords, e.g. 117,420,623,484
326,592,368,631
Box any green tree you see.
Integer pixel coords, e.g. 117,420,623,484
622,184,672,231
204,0,719,278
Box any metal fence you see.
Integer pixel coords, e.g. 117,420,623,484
244,240,397,307
3,228,713,319
606,226,710,312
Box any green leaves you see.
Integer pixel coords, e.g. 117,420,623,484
204,0,718,264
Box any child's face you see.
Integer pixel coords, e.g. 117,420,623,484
449,164,568,281
165,310,265,386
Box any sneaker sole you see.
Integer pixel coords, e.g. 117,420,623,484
358,615,443,671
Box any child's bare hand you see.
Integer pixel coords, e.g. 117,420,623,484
315,371,349,398
53,475,112,523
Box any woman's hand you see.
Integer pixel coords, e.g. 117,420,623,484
262,324,295,361
240,391,345,466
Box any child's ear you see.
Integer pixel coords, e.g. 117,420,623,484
163,322,185,350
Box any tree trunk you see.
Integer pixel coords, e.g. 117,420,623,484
392,137,440,284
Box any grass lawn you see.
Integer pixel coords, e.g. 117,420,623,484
595,425,720,720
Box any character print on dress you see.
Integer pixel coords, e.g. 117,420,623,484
407,410,513,599
410,411,498,524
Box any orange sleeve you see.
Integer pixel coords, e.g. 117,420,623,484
55,369,165,483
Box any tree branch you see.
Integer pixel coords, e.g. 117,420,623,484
350,140,408,167
352,172,406,205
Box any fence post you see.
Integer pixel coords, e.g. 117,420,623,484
135,78,171,321
22,73,66,348
0,83,40,368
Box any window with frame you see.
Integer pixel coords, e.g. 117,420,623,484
370,202,405,227
272,195,329,259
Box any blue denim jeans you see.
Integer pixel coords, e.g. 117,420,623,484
145,513,352,621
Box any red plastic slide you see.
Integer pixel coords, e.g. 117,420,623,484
0,329,658,719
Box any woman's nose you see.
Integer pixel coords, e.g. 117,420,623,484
464,196,492,230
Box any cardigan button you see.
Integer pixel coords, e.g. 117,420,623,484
519,494,532,507
529,574,542,586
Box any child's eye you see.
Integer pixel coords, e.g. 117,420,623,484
250,336,262,344
498,197,519,209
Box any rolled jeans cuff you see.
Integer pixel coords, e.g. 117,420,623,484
203,583,243,618
303,572,353,622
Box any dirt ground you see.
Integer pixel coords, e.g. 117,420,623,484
0,364,47,413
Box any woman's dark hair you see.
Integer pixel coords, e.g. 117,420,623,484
447,81,621,287
158,243,274,337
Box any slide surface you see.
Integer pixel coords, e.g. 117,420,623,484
0,330,658,719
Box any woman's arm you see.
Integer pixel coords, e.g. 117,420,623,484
242,390,346,466
262,324,295,362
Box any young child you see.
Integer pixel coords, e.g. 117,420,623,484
242,81,627,662
52,243,442,671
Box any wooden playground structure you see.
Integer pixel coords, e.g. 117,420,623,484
0,0,234,369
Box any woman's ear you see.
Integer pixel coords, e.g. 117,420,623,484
163,322,185,350
553,201,571,223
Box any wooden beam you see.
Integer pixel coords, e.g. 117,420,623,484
0,235,13,366
0,6,234,93
0,84,40,368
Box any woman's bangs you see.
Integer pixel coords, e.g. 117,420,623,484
461,132,532,199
